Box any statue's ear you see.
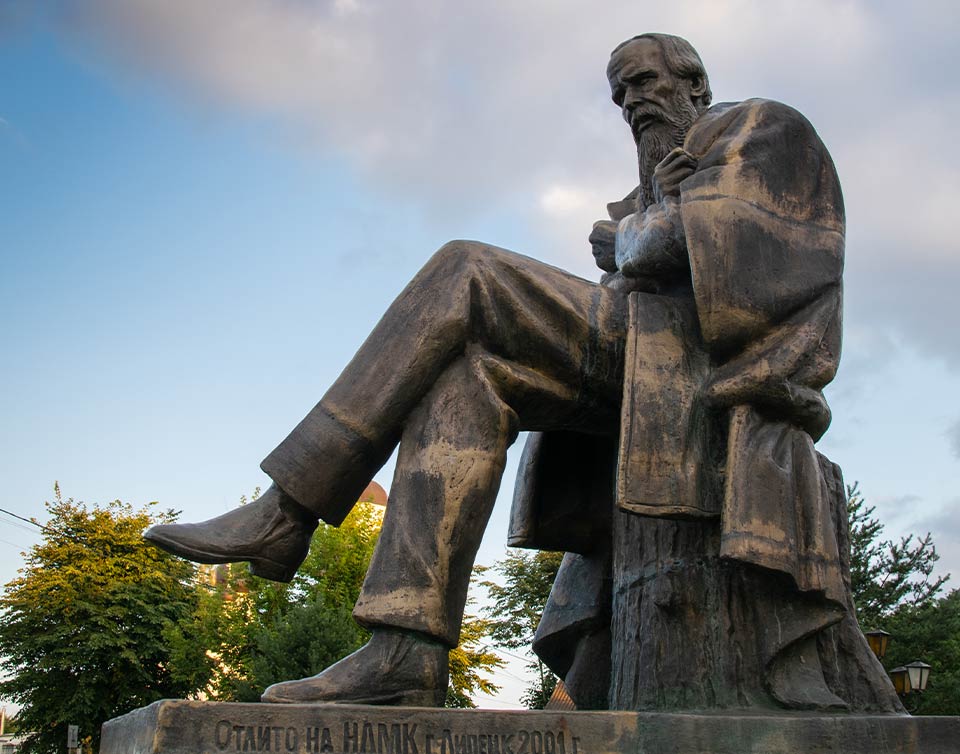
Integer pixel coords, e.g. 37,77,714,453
689,75,707,98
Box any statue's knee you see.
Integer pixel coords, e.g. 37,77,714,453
429,240,487,278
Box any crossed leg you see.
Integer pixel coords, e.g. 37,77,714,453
149,241,629,704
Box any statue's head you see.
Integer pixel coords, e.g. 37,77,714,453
607,34,711,166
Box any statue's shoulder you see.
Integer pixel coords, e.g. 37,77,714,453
686,98,822,158
694,98,812,132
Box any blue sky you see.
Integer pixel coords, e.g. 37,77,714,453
2,1,959,706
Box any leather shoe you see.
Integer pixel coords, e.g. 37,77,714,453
261,629,449,706
144,484,317,582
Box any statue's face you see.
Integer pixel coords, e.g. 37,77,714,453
607,38,687,143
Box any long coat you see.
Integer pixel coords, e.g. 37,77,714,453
507,99,848,662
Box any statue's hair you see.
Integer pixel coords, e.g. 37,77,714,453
609,33,712,109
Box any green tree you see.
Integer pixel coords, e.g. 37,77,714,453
880,590,960,715
847,484,957,715
0,486,205,754
445,609,503,708
848,484,948,629
169,492,501,707
168,495,384,702
479,550,563,708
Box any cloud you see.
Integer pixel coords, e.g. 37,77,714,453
539,186,591,215
44,2,903,208
48,1,960,364
909,499,960,581
874,493,924,513
53,0,627,216
949,419,960,460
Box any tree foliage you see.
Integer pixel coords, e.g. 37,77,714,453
163,494,385,702
479,550,563,708
881,590,960,715
0,487,204,754
445,610,503,708
0,484,507,751
847,484,957,715
848,484,948,629
165,491,500,707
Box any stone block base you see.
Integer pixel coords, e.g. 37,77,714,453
100,700,960,754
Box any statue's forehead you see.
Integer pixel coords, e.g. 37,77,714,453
607,38,664,81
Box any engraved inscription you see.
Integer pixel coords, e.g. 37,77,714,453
215,721,302,751
212,720,581,754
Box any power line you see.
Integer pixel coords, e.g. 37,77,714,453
473,694,526,708
487,667,530,684
0,517,41,536
0,507,86,546
485,646,536,664
0,508,45,532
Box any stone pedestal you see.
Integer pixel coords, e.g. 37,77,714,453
101,700,960,754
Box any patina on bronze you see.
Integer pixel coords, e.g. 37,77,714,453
146,33,900,713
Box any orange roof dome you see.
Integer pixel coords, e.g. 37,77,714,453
360,481,388,507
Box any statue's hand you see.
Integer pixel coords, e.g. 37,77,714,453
652,148,698,204
615,198,688,278
601,270,660,294
590,220,619,273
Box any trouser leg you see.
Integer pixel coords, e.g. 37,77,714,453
352,355,517,645
262,241,628,524
355,333,625,645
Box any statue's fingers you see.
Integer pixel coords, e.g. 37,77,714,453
667,156,698,173
655,147,688,169
660,162,697,183
662,148,696,166
654,160,696,183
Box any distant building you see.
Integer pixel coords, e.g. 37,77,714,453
0,708,24,753
0,733,25,754
544,680,576,711
359,481,388,507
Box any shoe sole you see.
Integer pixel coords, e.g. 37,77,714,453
144,529,298,582
262,689,446,707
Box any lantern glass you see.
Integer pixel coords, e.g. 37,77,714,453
890,666,911,695
866,630,892,660
905,661,931,693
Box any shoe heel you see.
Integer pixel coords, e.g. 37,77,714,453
249,558,298,583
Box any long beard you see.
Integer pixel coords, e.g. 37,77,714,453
635,93,700,209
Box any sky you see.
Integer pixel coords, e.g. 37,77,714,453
1,0,959,708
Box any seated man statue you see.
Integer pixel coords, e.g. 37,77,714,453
147,33,898,712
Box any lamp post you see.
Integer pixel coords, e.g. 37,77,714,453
890,660,932,713
865,629,892,660
904,661,932,694
889,666,911,695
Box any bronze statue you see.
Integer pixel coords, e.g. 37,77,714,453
146,33,902,713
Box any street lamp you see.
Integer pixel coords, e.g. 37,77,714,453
889,666,911,695
865,629,892,660
890,660,933,713
904,661,932,694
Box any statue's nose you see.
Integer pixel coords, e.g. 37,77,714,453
623,88,645,113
